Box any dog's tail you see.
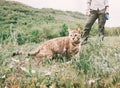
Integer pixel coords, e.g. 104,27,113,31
12,47,40,57
28,48,40,56
12,51,23,57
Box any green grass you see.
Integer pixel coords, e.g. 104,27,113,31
0,36,120,88
105,27,120,36
0,0,120,87
0,0,87,45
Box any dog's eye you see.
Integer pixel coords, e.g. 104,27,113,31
75,34,77,36
74,33,78,36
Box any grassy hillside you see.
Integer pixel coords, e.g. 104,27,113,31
0,0,120,88
0,0,87,45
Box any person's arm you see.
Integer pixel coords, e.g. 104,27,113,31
86,0,91,16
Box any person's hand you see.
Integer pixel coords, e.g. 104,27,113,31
105,6,109,13
86,10,90,16
85,3,91,16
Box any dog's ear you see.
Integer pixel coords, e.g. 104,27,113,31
68,28,72,33
77,28,81,33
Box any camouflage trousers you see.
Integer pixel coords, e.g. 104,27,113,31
82,9,106,41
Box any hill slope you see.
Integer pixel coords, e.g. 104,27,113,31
0,0,86,44
0,0,86,26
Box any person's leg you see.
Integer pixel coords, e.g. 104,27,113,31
82,10,98,42
98,12,106,41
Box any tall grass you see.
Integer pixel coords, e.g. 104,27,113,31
105,27,120,36
0,37,120,88
0,0,120,87
73,39,120,88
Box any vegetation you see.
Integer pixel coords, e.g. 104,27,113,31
0,0,120,88
0,37,120,88
105,27,120,36
0,0,86,45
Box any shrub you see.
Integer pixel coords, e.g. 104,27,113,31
27,30,40,43
17,33,26,45
59,24,68,36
